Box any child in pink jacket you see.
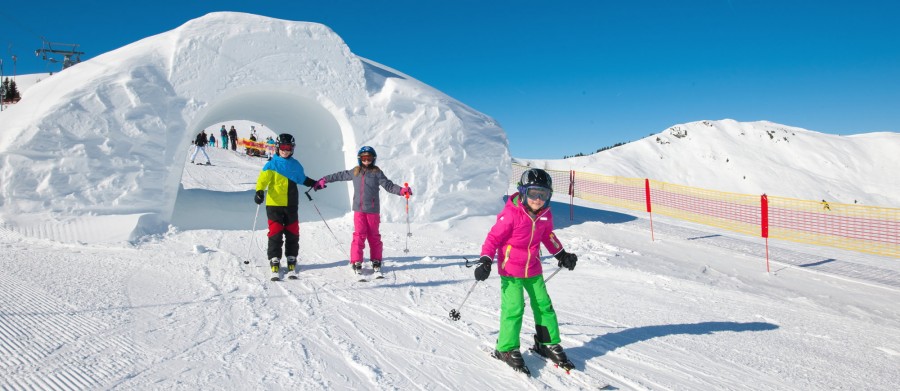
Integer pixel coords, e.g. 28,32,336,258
474,168,578,375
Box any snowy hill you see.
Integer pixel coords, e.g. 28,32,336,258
521,119,900,208
1,145,898,390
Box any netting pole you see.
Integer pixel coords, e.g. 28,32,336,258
761,194,770,273
569,170,575,221
645,178,654,241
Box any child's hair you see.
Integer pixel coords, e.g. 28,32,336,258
353,165,381,176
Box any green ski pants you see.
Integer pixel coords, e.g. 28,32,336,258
495,274,560,352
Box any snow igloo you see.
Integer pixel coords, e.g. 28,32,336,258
0,12,510,243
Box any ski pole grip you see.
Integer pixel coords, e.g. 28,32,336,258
404,182,409,199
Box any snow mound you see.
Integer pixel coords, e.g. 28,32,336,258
0,12,510,243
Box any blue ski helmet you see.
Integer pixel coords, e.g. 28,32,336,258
357,146,377,165
517,168,553,203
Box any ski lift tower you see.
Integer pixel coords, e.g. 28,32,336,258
35,38,84,71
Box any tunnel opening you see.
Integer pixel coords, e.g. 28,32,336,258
170,88,353,231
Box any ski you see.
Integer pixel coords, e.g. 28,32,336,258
527,348,612,390
529,345,575,373
478,342,612,389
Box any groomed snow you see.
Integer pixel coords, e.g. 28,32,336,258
0,146,898,390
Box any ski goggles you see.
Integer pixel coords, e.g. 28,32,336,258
278,144,294,151
524,187,551,202
359,155,374,162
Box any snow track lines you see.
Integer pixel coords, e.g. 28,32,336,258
0,274,142,390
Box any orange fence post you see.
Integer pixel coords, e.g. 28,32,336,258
761,194,770,273
645,178,654,241
569,170,575,221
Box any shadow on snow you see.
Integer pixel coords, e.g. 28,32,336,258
565,321,779,367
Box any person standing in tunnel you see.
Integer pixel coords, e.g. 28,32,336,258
190,130,211,165
220,125,229,150
229,126,238,151
254,133,319,280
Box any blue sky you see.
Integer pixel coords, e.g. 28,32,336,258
2,1,898,159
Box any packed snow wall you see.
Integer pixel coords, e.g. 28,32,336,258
0,12,510,243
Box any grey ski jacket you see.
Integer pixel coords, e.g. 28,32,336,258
323,166,403,214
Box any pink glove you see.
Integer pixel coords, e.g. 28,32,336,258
400,186,412,197
313,177,327,191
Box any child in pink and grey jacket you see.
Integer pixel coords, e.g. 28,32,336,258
313,146,411,274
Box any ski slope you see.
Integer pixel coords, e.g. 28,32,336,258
1,146,898,390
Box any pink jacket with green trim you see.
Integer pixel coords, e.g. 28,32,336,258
480,193,564,278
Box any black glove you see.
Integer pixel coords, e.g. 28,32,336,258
474,256,492,281
254,190,265,205
554,250,577,271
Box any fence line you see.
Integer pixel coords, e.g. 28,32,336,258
511,164,899,259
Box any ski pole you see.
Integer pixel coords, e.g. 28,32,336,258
243,203,262,264
305,188,344,249
403,182,411,253
449,280,479,321
543,266,563,284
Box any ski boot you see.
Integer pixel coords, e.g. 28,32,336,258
531,334,575,372
491,349,531,375
286,256,299,279
371,260,382,272
269,257,283,281
351,262,362,275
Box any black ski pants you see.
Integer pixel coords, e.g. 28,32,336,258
266,206,299,260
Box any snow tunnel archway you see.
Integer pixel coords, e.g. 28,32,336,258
170,86,353,231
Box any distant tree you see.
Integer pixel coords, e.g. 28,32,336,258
1,78,21,102
596,142,625,153
7,79,20,102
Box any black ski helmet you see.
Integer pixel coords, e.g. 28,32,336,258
517,168,553,202
276,133,296,152
357,146,377,165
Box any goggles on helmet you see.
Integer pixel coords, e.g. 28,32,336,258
359,154,374,162
524,187,551,202
278,144,294,151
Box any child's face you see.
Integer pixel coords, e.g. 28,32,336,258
278,148,292,158
526,196,546,210
523,187,551,210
